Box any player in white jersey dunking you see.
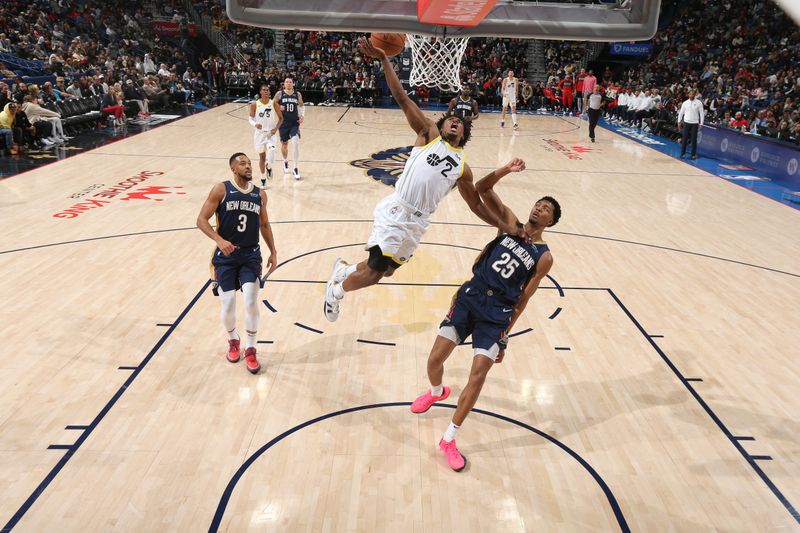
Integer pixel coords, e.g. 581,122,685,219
322,38,527,322
500,70,519,129
249,84,282,189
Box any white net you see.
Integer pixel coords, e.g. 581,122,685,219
406,34,469,93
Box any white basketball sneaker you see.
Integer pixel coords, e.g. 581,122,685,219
331,257,349,283
324,280,340,322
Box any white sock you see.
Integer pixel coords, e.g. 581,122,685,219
512,113,518,125
343,264,357,279
245,329,257,349
227,328,239,341
332,283,345,300
443,422,460,442
431,384,444,397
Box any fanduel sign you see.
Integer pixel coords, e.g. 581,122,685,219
609,42,653,56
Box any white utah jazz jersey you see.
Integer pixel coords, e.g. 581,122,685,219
504,77,517,95
395,136,465,216
254,99,276,130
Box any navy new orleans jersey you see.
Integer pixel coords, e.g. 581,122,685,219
212,181,264,292
440,232,549,358
279,91,300,124
472,233,549,305
453,97,476,120
216,180,262,247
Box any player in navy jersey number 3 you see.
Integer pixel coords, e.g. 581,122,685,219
197,153,278,374
410,158,561,472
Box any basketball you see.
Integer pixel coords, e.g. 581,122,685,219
369,33,406,57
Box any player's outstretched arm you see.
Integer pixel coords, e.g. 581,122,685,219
496,252,553,363
471,100,479,121
447,97,457,115
475,158,526,230
357,37,436,141
258,188,278,275
197,182,236,255
457,164,519,235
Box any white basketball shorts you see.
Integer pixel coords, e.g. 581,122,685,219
502,94,517,107
254,130,276,154
366,194,431,265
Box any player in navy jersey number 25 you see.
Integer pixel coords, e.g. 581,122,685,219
409,157,561,472
197,153,278,374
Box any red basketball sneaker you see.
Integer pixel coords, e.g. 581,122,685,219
244,347,260,374
227,339,241,363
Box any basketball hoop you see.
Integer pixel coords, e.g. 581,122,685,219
406,34,469,93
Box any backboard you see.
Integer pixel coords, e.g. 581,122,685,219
226,0,662,41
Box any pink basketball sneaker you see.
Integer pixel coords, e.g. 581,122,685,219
410,386,450,414
439,438,466,472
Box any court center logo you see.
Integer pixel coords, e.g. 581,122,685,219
350,146,414,187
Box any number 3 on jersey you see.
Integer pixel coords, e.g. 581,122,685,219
237,214,247,232
491,252,519,278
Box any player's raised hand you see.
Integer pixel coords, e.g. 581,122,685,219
505,158,526,173
358,36,387,60
505,222,532,244
265,252,278,275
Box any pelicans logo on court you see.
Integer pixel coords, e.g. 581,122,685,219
350,146,413,187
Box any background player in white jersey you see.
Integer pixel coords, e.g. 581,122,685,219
323,38,526,323
272,78,304,180
500,70,519,129
249,84,282,188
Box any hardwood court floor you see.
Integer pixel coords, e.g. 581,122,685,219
0,104,798,532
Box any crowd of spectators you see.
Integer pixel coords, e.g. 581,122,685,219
0,0,217,154
534,0,800,145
